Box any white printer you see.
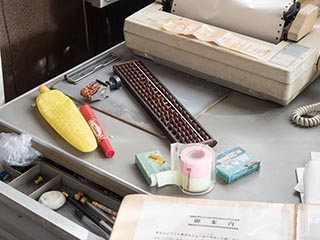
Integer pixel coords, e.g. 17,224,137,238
123,0,320,105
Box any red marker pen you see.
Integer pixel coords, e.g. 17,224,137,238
80,105,115,158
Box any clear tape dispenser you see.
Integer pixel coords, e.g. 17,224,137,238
171,143,216,195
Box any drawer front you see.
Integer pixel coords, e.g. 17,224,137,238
0,160,121,240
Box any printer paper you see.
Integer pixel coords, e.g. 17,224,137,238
295,152,320,204
171,0,294,43
303,152,320,204
163,20,272,59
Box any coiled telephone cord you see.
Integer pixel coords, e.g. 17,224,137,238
291,102,320,127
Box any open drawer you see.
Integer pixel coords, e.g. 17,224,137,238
0,160,121,240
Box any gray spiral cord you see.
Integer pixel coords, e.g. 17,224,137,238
291,54,320,127
291,102,320,127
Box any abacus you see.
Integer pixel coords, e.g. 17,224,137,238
113,60,217,147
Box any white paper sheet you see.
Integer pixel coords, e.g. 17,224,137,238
295,167,305,203
132,200,293,240
295,152,320,204
171,0,294,43
303,152,320,204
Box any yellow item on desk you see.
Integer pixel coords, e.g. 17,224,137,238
148,153,165,164
36,85,97,152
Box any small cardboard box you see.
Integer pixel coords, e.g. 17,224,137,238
216,146,260,184
135,150,170,187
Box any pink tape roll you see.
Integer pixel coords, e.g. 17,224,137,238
179,144,213,179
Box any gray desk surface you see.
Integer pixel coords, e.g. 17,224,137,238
0,42,318,204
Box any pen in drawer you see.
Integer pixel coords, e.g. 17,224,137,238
63,192,112,234
74,208,110,239
76,194,115,226
92,201,117,218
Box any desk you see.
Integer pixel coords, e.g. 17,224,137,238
0,42,318,204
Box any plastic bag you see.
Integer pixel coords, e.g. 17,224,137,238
0,132,41,166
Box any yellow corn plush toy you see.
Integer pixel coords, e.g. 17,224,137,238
36,85,97,152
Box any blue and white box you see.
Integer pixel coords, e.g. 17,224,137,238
216,146,260,184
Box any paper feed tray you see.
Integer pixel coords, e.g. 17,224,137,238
124,2,320,105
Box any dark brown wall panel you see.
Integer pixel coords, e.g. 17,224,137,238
0,0,153,102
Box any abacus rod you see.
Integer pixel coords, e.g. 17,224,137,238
132,61,204,141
